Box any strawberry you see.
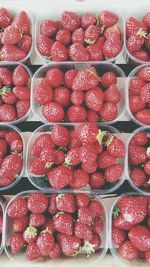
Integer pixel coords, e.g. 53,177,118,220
53,212,73,235
12,65,29,87
27,193,48,213
65,147,80,166
26,242,41,261
48,194,58,215
54,86,71,107
40,147,55,167
101,71,117,88
86,37,104,61
0,44,26,61
16,100,30,119
143,12,150,28
0,139,7,157
107,137,125,157
2,26,21,45
100,102,118,121
145,33,150,49
98,151,117,169
129,145,147,164
51,41,68,61
37,34,53,56
127,34,145,53
132,50,149,62
44,219,55,233
64,69,77,88
34,78,53,105
72,68,99,91
131,131,148,146
13,86,30,101
93,217,104,234
13,216,28,232
56,29,71,45
75,222,93,241
89,172,105,189
48,165,73,189
119,240,139,261
87,110,99,122
135,109,150,125
69,43,90,61
23,226,38,243
40,19,58,37
72,28,84,44
129,95,146,113
49,243,62,258
1,153,23,177
104,23,122,39
1,90,17,105
0,67,12,86
7,197,27,218
145,250,150,266
42,102,65,122
103,37,122,59
29,213,46,228
144,160,150,175
31,134,54,157
36,230,54,256
129,77,145,95
46,68,64,88
113,214,135,231
74,123,100,145
129,226,150,252
104,84,121,103
70,169,89,189
0,171,15,187
126,17,146,38
69,129,82,149
78,206,93,225
5,131,21,144
61,11,80,32
81,161,97,174
55,150,65,165
19,35,32,53
105,164,123,183
29,158,48,175
79,144,97,163
67,105,87,122
85,87,104,112
10,233,26,255
0,130,7,139
98,11,118,27
0,158,3,168
59,234,81,256
13,11,30,34
84,25,100,44
81,13,96,29
10,139,23,153
130,168,146,187
0,8,13,29
56,193,76,213
51,124,70,147
138,66,150,82
112,227,126,247
71,91,84,105
75,193,90,208
89,200,103,217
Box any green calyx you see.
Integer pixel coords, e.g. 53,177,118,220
64,156,72,167
58,147,67,153
45,162,54,169
136,28,147,38
113,206,121,218
84,39,96,45
56,194,64,203
96,14,100,26
25,226,38,238
0,86,11,95
42,227,52,234
101,25,106,34
80,240,95,254
96,130,107,144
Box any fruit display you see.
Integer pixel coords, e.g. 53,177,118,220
0,8,32,62
32,63,125,123
0,64,31,123
111,194,150,266
127,65,150,126
125,12,150,64
27,123,125,192
127,127,150,193
36,10,123,62
0,124,24,189
5,191,107,262
0,199,3,254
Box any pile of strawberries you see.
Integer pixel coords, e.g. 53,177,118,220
0,203,3,250
28,123,125,190
0,8,32,61
112,195,150,265
129,65,150,125
128,129,150,192
34,66,122,123
0,128,23,187
37,10,122,61
7,192,105,261
126,12,150,63
0,65,30,122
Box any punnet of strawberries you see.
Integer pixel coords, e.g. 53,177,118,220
0,202,3,251
128,128,150,192
126,12,150,63
0,126,23,188
6,192,106,261
33,65,124,123
112,195,150,266
0,8,32,62
28,123,125,191
0,65,31,122
128,65,150,125
37,10,123,62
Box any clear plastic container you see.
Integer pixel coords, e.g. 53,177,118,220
124,8,150,65
0,197,4,254
126,63,150,126
35,3,124,63
26,123,126,193
0,62,32,124
31,62,126,124
0,123,25,191
126,126,150,195
0,8,34,64
4,190,108,265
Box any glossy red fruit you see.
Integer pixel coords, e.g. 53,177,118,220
129,95,146,113
129,226,150,252
16,100,30,119
101,71,117,88
13,216,28,232
56,29,71,45
67,105,87,122
70,169,89,189
42,102,65,122
64,69,77,88
104,84,121,103
48,194,58,215
119,240,139,261
69,43,90,61
72,68,99,91
98,11,118,27
29,213,46,228
23,226,38,243
10,233,26,255
31,133,54,157
2,26,21,45
49,243,62,259
129,77,145,95
53,212,73,235
0,104,16,122
7,198,27,218
130,168,146,187
12,65,29,87
135,110,150,125
0,44,26,61
74,222,93,241
51,124,70,147
81,13,96,29
13,11,30,34
89,172,105,189
51,41,68,61
72,28,84,44
36,230,54,256
19,35,32,54
100,102,118,121
59,234,81,256
34,78,53,105
98,151,117,169
75,193,90,208
84,25,100,44
112,227,126,247
27,193,48,213
54,86,71,107
105,164,123,183
129,145,147,165
107,137,125,157
46,68,64,88
37,35,53,56
79,144,97,163
61,11,80,32
144,160,150,175
65,147,80,166
40,19,58,37
85,87,104,112
26,242,41,261
56,193,76,213
71,91,84,105
93,217,104,234
78,206,93,225
89,200,104,217
48,165,73,189
0,8,13,29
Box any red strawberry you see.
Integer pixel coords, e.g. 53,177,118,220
27,193,48,213
107,137,125,157
0,139,7,157
126,17,147,38
93,217,104,234
129,226,150,252
89,200,103,217
0,67,12,86
0,171,15,187
5,131,21,144
64,69,77,88
85,87,104,112
23,226,38,243
145,33,150,49
127,34,145,53
132,50,149,62
26,242,41,261
75,193,90,208
98,11,118,27
113,214,135,231
98,151,117,169
100,102,118,121
53,212,73,235
79,144,97,163
30,213,46,228
143,12,150,28
48,194,58,215
51,124,70,147
129,77,145,95
140,83,150,103
75,222,93,241
46,68,64,88
55,150,65,165
104,23,121,39
145,250,150,266
16,100,30,119
130,168,146,187
81,13,96,29
29,158,47,175
81,161,97,174
51,41,68,61
34,78,53,105
86,37,104,61
69,129,82,149
31,133,54,157
48,165,73,189
112,227,126,247
10,139,23,153
65,147,80,166
0,158,3,168
2,26,21,45
129,95,146,113
56,193,76,213
49,243,62,258
74,123,99,145
131,131,148,146
104,84,121,103
42,102,64,122
101,71,117,88
72,28,84,44
144,160,150,175
72,68,99,91
0,44,26,61
59,234,81,256
71,91,84,105
78,206,93,225
89,172,105,189
36,230,54,256
40,147,55,167
61,11,80,32
119,240,139,261
12,65,29,87
1,153,23,177
40,19,58,37
135,109,150,125
37,34,53,56
87,110,99,122
7,197,27,218
56,29,71,45
13,215,28,232
1,90,17,105
84,25,100,44
44,219,55,233
67,105,87,122
10,233,26,255
70,169,89,189
19,35,32,53
0,8,13,29
13,86,30,101
138,66,150,82
129,145,147,164
103,37,122,59
69,43,90,61
105,164,123,183
13,11,30,34
54,86,70,107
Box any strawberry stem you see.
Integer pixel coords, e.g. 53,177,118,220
80,240,95,254
58,147,67,153
136,28,147,38
96,130,107,144
45,162,54,169
64,156,72,167
0,86,11,95
113,206,121,218
25,226,38,238
84,39,96,45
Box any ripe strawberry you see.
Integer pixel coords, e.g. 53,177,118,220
130,168,146,187
84,25,100,44
13,216,28,232
144,160,150,175
0,44,26,61
129,95,146,113
132,49,149,62
0,158,3,168
54,86,71,107
10,139,23,153
81,161,97,174
56,29,71,45
40,19,58,37
75,193,90,208
29,158,47,175
0,8,13,29
1,153,23,178
129,77,145,95
143,12,150,28
72,68,99,91
19,35,32,53
23,226,38,243
101,71,117,88
112,227,126,247
61,11,80,32
145,250,150,266
46,68,64,88
103,37,122,59
75,222,93,241
37,34,53,56
105,164,123,183
13,86,30,101
1,90,17,105
86,37,104,61
79,144,97,163
30,213,46,228
48,165,73,189
65,147,80,166
26,242,41,261
69,43,90,61
51,41,68,61
104,23,121,39
10,233,26,255
93,217,104,234
135,109,150,125
56,193,76,213
140,84,150,104
13,11,30,34
89,200,103,217
113,214,135,231
36,230,54,256
67,105,87,122
44,219,55,233
16,100,30,119
34,78,53,105
129,226,150,252
12,65,29,87
0,67,12,86
0,171,15,187
131,131,148,146
126,17,146,38
119,240,139,261
48,194,58,215
78,206,93,225
59,234,81,256
98,11,118,27
98,151,117,169
7,197,27,218
0,139,7,157
107,137,125,157
100,102,118,121
104,84,121,103
70,91,84,106
53,212,73,235
64,69,77,88
87,110,99,122
89,172,105,189
138,66,150,82
72,28,84,44
40,147,55,167
55,149,65,165
129,145,147,164
5,131,21,144
31,134,54,157
2,25,21,45
127,34,145,53
145,33,150,49
42,102,64,122
27,193,48,213
74,123,100,145
70,169,89,189
49,243,62,258
81,13,96,29
51,124,70,147
85,87,104,112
